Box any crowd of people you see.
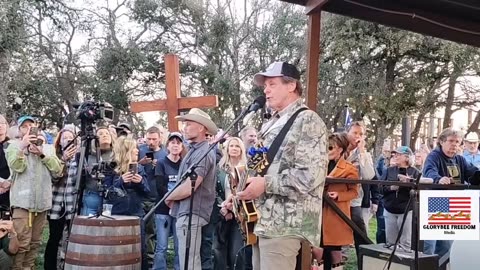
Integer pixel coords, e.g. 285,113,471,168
0,61,479,270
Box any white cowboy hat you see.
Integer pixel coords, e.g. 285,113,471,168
465,132,480,142
175,108,218,135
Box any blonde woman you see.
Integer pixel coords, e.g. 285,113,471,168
214,137,250,270
104,135,150,270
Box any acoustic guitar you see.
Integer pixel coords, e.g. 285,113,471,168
230,143,269,245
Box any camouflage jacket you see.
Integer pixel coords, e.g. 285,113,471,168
255,99,327,245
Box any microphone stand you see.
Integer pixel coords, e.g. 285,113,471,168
143,107,252,270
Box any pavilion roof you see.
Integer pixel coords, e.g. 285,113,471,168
280,0,480,47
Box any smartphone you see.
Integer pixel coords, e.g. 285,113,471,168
29,126,38,136
145,152,154,159
0,210,10,221
129,163,138,175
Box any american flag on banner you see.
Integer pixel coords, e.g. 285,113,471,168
428,197,471,225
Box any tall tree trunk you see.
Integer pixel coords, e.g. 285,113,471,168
468,111,480,133
410,112,426,150
443,65,460,128
373,119,388,158
0,51,9,115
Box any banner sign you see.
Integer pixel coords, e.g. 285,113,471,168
420,190,479,240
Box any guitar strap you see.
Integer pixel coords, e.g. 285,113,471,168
259,107,308,177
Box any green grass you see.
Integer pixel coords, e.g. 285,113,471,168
35,227,48,269
35,219,379,270
343,218,378,270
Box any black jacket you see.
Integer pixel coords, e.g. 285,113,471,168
361,176,381,208
0,138,11,207
381,166,420,214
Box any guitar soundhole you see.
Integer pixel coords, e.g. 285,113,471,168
245,202,255,213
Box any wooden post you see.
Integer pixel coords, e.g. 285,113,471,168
164,54,181,131
305,12,321,111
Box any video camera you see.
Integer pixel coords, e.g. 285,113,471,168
91,161,116,179
74,101,114,123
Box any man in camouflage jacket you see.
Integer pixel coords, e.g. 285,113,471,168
236,62,327,270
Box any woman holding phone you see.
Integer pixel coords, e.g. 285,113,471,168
104,135,150,270
44,125,78,270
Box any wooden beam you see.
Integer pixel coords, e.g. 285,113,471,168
130,96,218,113
165,54,181,131
305,12,321,111
305,0,329,15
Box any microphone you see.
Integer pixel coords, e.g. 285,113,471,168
242,96,266,126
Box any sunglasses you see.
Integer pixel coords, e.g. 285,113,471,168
206,134,213,138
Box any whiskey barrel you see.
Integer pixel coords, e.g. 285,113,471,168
64,215,141,270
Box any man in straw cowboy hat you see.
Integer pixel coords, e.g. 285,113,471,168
463,131,480,168
166,108,218,270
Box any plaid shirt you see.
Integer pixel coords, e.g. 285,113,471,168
49,159,77,220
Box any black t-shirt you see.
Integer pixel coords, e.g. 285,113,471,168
155,156,181,215
0,139,11,207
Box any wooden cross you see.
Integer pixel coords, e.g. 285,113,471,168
130,54,219,131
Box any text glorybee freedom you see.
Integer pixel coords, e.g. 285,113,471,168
423,224,476,230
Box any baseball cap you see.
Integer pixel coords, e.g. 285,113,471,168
392,146,413,155
17,115,36,127
117,122,132,131
167,132,183,142
253,62,301,86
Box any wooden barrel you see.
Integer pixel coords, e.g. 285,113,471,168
64,215,141,270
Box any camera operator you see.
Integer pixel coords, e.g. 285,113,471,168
5,115,63,270
80,125,114,216
0,114,11,208
104,135,150,270
44,125,78,270
138,126,167,266
381,146,420,251
0,218,19,270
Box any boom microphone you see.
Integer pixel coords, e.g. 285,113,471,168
242,96,266,126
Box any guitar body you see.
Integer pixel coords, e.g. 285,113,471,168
233,165,259,245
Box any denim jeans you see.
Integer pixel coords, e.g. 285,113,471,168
140,219,148,270
423,240,453,257
81,191,102,216
153,214,179,270
384,210,412,249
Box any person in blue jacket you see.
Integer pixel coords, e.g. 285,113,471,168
422,128,479,258
104,135,150,270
